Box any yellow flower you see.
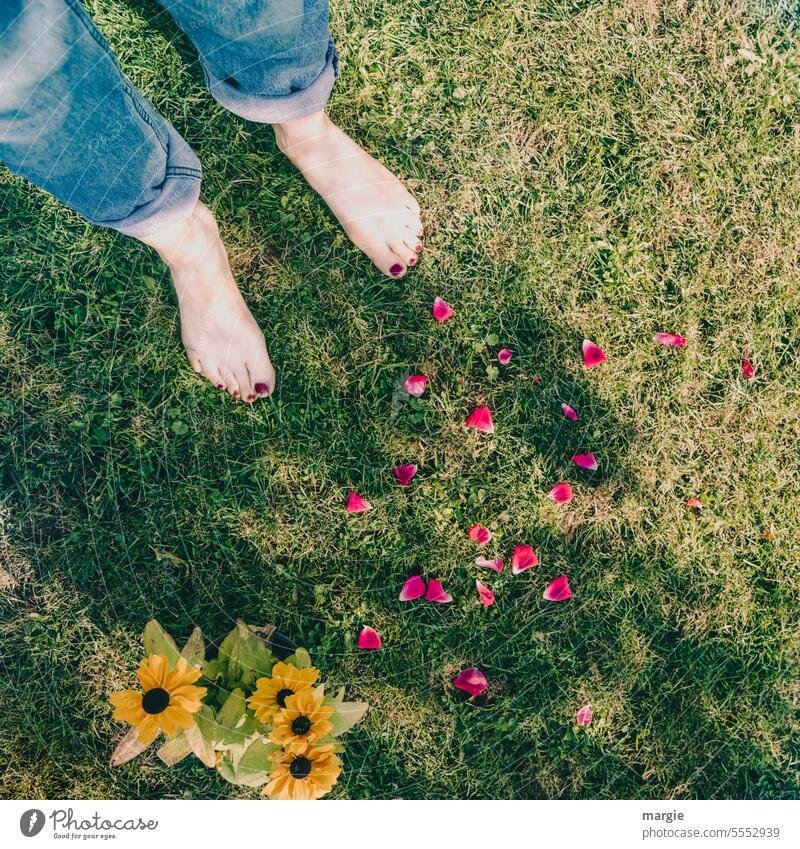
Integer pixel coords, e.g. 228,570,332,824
263,744,341,800
247,661,319,723
270,688,334,753
109,654,206,745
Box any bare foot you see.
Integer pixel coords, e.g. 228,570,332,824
273,111,423,278
140,201,275,402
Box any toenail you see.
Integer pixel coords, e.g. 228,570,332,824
247,394,256,401
417,229,424,237
216,383,224,389
415,243,423,252
390,263,404,275
409,257,417,265
255,382,269,394
233,390,240,397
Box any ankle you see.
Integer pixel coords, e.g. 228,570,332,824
139,201,219,268
273,110,330,153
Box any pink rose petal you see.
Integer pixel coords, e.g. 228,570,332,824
475,556,504,572
468,524,492,545
497,348,513,365
576,704,593,727
403,375,428,397
393,463,417,487
571,452,598,471
742,357,755,379
432,297,454,323
465,405,494,434
346,491,372,513
687,497,702,509
543,575,572,601
425,578,452,603
549,482,574,504
399,575,426,601
561,403,578,421
475,580,495,607
582,339,607,368
452,667,488,698
357,626,381,650
654,332,686,347
511,545,539,575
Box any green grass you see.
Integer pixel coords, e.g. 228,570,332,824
2,0,800,800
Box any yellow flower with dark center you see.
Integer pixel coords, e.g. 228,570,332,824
270,689,334,753
263,743,341,800
247,661,319,723
109,654,206,745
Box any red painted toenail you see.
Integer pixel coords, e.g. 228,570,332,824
233,390,240,397
390,263,404,275
255,382,269,394
415,243,423,252
409,257,417,265
216,383,224,389
247,394,256,401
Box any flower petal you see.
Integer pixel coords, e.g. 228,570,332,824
475,580,495,607
571,452,598,471
346,492,372,513
425,578,452,603
549,482,573,504
357,626,381,650
475,556,504,572
687,497,702,509
468,524,492,545
576,704,593,726
399,575,426,601
543,575,572,601
561,402,578,421
654,332,686,347
497,348,513,365
452,667,488,698
393,463,417,487
511,545,539,575
432,297,454,322
582,339,607,368
465,405,494,433
742,357,755,379
403,375,429,397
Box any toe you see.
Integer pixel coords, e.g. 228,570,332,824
186,349,203,374
401,237,421,267
388,239,415,272
362,242,408,278
249,351,275,398
200,360,225,391
221,368,240,400
235,367,257,403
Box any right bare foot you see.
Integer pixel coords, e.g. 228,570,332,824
141,202,275,402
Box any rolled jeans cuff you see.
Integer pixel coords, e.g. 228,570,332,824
203,37,339,125
103,123,202,239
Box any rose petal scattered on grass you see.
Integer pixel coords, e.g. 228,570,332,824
561,403,578,421
654,332,686,347
498,348,513,365
543,575,572,601
582,339,607,368
465,405,494,433
357,626,381,649
346,492,372,513
475,580,495,607
403,375,428,397
468,524,492,545
475,556,504,572
511,545,539,575
452,667,488,697
432,297,454,322
393,463,417,487
549,482,574,504
425,578,452,603
742,357,755,379
687,497,702,509
576,704,593,726
571,452,598,471
399,575,427,601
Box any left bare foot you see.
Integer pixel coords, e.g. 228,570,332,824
273,111,423,278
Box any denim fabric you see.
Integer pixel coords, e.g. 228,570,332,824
0,0,336,236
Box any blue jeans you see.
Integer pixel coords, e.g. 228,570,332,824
0,0,338,237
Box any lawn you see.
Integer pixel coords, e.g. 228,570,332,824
1,0,800,800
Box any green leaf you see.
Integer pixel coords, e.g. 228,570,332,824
285,646,312,669
194,705,219,746
185,723,216,768
217,753,238,784
142,620,180,666
180,626,205,668
157,732,192,766
233,621,276,686
211,688,260,746
329,700,369,736
234,738,279,787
